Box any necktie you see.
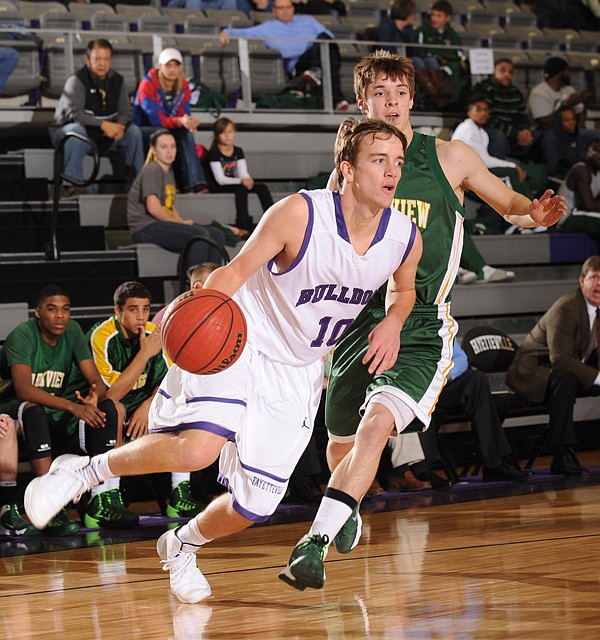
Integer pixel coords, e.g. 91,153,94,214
595,308,600,370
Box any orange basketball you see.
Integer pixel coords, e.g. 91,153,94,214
161,289,247,375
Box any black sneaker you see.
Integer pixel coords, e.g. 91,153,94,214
84,489,139,529
0,503,39,536
166,481,203,519
45,507,81,536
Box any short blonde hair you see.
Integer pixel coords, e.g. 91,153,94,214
353,50,416,103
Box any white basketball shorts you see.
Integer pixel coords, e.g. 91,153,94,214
149,343,323,522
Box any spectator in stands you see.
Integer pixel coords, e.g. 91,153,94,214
292,0,347,17
376,0,447,107
534,0,595,30
75,281,202,525
472,58,537,162
205,117,274,233
133,48,208,195
527,56,587,132
0,285,121,535
0,414,38,536
168,0,237,10
558,140,600,242
0,47,18,93
451,93,532,198
236,0,273,13
219,0,349,111
541,106,600,180
385,339,531,490
416,0,467,106
507,255,600,475
49,39,144,196
127,129,226,270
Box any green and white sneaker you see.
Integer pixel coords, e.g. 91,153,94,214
0,503,39,536
45,507,80,536
278,533,329,591
166,481,203,519
333,504,362,554
84,489,139,529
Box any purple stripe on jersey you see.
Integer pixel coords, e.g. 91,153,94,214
158,388,171,400
268,192,314,275
333,191,350,243
371,207,391,247
232,497,272,523
398,221,418,267
239,459,288,483
150,420,236,440
334,191,392,249
185,396,247,407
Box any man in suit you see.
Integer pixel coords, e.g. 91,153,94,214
507,255,600,474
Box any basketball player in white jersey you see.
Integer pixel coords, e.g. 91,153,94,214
24,118,422,603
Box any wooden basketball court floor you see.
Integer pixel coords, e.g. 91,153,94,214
3,464,600,639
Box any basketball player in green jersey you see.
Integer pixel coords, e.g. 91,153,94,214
279,51,567,591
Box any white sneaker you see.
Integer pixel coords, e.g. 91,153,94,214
481,265,515,283
157,528,211,603
24,454,93,529
457,267,477,284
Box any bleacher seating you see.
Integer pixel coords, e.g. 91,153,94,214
0,39,41,97
67,3,115,31
204,8,253,29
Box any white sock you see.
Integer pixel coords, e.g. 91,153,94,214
177,516,212,553
308,495,353,542
90,475,120,497
171,472,190,490
86,452,115,486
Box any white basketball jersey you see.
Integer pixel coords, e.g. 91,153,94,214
235,189,417,365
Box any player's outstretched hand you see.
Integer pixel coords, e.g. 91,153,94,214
529,189,567,227
363,316,402,375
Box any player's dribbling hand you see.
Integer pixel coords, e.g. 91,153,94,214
529,189,567,227
363,317,401,375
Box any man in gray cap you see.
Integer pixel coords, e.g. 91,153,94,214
527,56,587,130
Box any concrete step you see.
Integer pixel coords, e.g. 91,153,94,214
78,192,268,230
452,278,578,319
472,232,598,266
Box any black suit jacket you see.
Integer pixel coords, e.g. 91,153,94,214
507,288,598,403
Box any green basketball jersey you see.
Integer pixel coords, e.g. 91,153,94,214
0,319,91,422
85,316,169,417
326,132,463,435
369,131,465,310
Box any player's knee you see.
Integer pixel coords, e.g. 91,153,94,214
22,404,52,459
176,433,223,470
356,405,395,447
98,398,118,427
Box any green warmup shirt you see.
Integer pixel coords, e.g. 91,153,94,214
0,319,91,422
